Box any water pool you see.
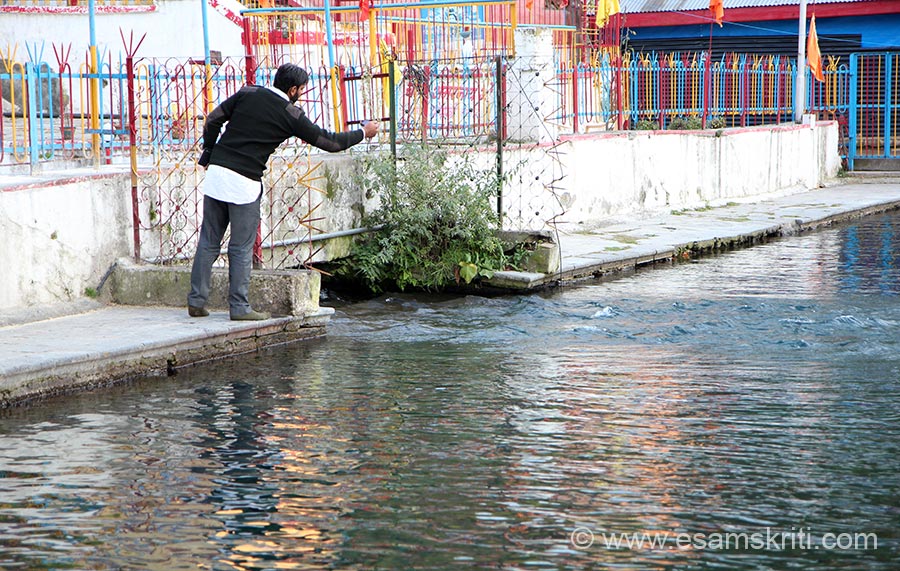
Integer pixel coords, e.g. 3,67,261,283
1,213,899,570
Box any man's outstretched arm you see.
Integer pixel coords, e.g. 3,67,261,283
288,105,378,152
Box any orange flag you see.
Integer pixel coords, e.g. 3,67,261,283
526,0,533,10
709,0,724,27
807,14,825,82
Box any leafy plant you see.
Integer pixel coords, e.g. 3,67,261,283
338,145,514,292
634,119,659,130
667,116,703,130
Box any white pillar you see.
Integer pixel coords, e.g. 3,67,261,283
507,27,557,143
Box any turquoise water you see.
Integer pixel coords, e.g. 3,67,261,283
2,214,900,570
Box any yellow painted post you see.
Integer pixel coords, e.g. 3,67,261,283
330,65,342,131
369,8,377,68
3,57,19,162
205,63,214,115
510,2,517,58
691,57,699,113
380,34,391,123
670,56,677,117
89,44,100,167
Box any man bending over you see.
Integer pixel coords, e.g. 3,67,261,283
188,63,378,320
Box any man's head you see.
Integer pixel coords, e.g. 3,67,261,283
273,63,309,104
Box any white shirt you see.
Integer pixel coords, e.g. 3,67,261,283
202,165,261,205
201,86,290,204
266,85,289,101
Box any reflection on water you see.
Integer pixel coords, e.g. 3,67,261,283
2,213,900,570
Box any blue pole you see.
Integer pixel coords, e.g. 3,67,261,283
201,0,211,64
324,0,336,71
26,62,39,168
88,0,101,165
88,0,96,47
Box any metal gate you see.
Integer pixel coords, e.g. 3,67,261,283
849,52,900,170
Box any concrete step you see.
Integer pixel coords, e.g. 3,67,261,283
845,171,900,183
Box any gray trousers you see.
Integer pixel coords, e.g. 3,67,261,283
188,192,261,316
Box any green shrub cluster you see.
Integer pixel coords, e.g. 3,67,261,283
634,116,726,131
667,116,704,130
338,145,516,293
634,119,659,130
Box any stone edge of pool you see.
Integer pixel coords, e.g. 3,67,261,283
0,268,331,408
488,178,900,290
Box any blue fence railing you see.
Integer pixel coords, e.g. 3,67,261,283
554,52,853,131
2,47,892,169
848,52,900,169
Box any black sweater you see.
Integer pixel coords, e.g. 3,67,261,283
200,86,364,181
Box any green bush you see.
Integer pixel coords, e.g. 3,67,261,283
338,145,515,293
634,119,659,130
667,116,703,130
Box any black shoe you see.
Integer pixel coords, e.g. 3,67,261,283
230,309,271,321
188,305,209,317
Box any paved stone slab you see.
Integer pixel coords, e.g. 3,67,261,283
490,181,900,288
0,305,333,406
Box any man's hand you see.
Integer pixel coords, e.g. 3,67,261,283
198,148,212,168
361,120,379,139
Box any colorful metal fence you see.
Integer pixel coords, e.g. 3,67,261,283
0,49,367,167
3,47,889,171
553,50,855,135
239,0,515,140
1,44,91,165
240,1,517,70
849,52,900,169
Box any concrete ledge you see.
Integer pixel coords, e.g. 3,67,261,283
109,259,321,318
486,270,548,289
0,306,334,408
491,188,900,292
0,260,334,407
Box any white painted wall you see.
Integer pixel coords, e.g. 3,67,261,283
0,171,133,309
500,121,840,229
0,0,244,61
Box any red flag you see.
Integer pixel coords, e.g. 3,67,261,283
709,0,723,27
360,0,371,20
807,14,825,83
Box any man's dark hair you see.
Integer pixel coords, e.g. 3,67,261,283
273,64,309,93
